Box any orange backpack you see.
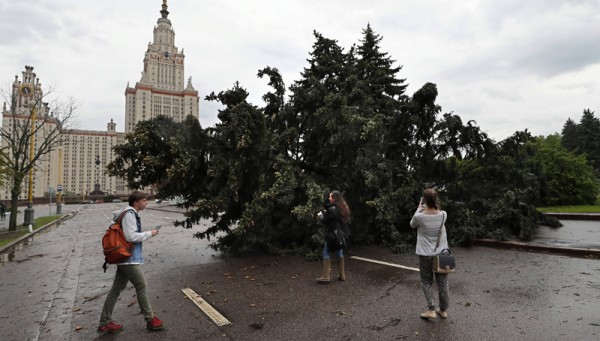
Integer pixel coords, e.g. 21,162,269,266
102,209,134,272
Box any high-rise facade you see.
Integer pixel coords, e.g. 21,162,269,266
59,120,127,197
0,1,198,200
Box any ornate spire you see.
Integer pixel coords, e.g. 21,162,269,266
160,0,169,19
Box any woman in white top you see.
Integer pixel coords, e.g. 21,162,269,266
410,188,450,320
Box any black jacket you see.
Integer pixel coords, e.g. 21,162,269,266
321,203,350,237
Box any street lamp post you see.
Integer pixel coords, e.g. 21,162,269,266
23,105,37,226
92,155,101,196
56,146,63,215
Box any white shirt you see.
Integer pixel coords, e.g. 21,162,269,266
410,208,448,256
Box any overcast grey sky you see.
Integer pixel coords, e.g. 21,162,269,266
1,0,599,140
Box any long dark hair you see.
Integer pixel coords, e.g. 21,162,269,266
330,190,350,224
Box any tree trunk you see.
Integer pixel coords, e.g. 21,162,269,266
8,176,23,232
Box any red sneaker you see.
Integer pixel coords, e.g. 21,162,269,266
146,316,164,331
97,321,123,333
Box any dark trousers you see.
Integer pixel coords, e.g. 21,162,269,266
418,256,449,311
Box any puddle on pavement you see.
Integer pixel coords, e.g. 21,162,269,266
0,221,63,267
0,239,30,266
0,250,16,263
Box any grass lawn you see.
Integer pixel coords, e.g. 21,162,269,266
537,205,600,213
0,215,62,248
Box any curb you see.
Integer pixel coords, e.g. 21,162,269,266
146,205,187,214
473,238,600,258
543,212,600,221
0,210,79,255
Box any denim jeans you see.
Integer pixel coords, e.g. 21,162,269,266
323,242,343,259
100,264,154,325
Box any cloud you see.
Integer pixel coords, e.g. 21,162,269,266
1,0,598,141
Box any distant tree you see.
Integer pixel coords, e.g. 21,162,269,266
578,109,600,170
0,86,76,231
561,109,600,173
561,118,579,151
533,134,598,205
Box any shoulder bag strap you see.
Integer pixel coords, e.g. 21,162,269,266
434,212,445,250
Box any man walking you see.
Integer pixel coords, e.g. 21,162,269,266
0,202,6,220
98,191,164,333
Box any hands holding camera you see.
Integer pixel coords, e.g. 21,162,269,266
418,197,425,211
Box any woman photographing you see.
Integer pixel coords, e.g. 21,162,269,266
410,188,450,320
316,190,350,284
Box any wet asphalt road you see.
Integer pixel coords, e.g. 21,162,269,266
0,204,599,340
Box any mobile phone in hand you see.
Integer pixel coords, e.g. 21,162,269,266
155,225,162,230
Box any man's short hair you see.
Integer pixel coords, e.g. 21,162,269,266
129,191,148,207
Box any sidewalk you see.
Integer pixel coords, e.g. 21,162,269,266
0,204,80,256
0,203,77,231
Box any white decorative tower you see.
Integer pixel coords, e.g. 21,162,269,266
0,66,59,203
124,0,199,133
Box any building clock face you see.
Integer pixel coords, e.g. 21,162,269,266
20,84,33,96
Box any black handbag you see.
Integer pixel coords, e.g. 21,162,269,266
327,227,347,251
433,212,455,273
433,249,455,273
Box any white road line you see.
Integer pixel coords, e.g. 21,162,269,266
350,256,420,272
181,288,232,326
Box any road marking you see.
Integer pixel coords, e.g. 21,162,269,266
181,288,232,326
350,256,420,272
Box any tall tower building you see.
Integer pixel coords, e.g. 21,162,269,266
124,0,199,133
